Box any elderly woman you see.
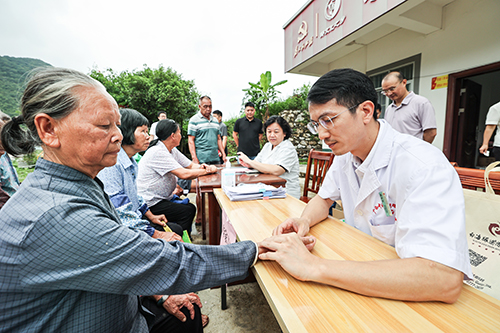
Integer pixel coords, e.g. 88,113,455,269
137,119,217,234
97,108,183,241
0,67,259,333
238,115,301,199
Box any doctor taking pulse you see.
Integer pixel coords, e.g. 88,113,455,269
259,68,472,304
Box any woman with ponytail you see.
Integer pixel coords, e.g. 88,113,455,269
0,67,261,333
137,119,217,234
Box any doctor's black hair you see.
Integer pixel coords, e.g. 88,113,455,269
307,68,378,117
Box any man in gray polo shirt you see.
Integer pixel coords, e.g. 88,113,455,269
188,96,226,165
382,71,437,144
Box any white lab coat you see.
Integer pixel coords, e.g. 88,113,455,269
318,120,472,278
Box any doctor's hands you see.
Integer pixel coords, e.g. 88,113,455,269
258,233,317,281
273,217,310,237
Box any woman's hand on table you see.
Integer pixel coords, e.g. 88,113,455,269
273,217,310,237
257,233,317,281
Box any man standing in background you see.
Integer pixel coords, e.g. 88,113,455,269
479,101,500,161
382,72,437,144
213,110,228,164
188,96,226,165
233,102,263,159
149,111,167,140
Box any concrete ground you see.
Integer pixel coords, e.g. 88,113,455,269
189,205,283,333
187,165,310,332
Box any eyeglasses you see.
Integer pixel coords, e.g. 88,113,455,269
381,81,402,96
307,104,359,135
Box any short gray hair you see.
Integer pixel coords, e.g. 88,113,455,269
1,67,104,156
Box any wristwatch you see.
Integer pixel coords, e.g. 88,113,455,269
157,295,169,306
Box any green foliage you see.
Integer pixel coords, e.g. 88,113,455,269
12,158,35,183
242,71,287,120
267,83,310,116
89,65,200,153
223,117,238,157
0,56,52,116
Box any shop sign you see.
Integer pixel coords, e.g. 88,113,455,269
285,0,407,71
431,75,448,90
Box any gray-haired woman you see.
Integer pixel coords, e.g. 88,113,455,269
0,67,259,332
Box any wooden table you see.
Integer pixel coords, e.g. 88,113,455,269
196,169,286,245
213,188,500,333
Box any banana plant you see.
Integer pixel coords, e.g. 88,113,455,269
243,71,287,120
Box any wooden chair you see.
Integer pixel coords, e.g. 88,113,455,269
452,164,500,194
300,149,334,203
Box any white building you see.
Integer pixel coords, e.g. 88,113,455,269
284,0,500,168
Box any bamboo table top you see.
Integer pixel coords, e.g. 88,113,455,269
213,188,500,333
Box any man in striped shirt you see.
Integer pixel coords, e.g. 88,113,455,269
187,96,226,164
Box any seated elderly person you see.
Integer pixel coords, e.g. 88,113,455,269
97,108,183,241
0,67,274,332
238,115,300,199
98,107,211,330
137,119,217,234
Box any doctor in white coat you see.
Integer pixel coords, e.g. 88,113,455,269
259,68,472,304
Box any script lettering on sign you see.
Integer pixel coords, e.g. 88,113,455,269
294,35,314,58
319,16,346,38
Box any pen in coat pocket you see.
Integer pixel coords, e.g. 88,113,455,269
378,191,393,217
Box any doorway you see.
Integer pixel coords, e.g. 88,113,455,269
443,62,500,168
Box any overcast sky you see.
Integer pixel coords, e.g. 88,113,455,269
0,0,316,119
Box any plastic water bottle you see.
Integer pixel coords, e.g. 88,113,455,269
221,157,236,190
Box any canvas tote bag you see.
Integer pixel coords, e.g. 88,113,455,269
463,161,500,300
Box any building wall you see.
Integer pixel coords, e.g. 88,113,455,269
326,0,500,150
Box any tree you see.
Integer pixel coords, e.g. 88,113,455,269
90,65,200,153
242,71,287,120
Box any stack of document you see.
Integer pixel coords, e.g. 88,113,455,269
223,183,286,201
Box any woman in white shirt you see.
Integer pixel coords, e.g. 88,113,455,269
137,119,217,233
238,116,301,198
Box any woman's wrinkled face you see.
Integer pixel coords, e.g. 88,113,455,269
55,86,123,177
266,122,285,148
132,125,150,152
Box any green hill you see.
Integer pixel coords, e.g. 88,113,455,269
0,56,52,116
